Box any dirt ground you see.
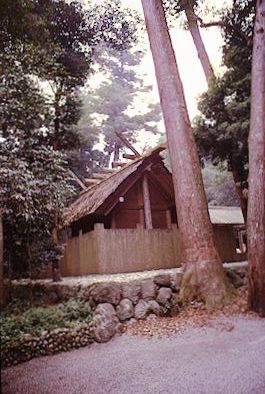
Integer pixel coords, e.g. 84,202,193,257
2,311,265,394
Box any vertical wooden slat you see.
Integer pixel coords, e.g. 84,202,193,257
78,229,82,275
166,209,172,229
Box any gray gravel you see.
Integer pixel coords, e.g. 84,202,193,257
2,315,265,394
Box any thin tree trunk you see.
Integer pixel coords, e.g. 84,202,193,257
113,143,120,163
27,236,32,280
53,87,62,150
184,5,216,85
231,168,248,223
247,0,265,317
52,223,61,282
141,0,232,308
52,260,61,282
184,4,249,220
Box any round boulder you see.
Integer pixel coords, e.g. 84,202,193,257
122,281,141,304
141,279,157,300
154,274,172,287
87,282,121,306
92,303,119,343
156,287,172,305
170,272,183,292
148,300,163,316
134,300,150,320
116,299,134,321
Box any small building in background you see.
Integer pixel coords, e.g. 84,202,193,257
61,146,246,277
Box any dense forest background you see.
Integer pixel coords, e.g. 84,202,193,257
0,0,254,277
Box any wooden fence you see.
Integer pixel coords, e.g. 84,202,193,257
213,224,247,263
60,224,181,276
59,223,246,277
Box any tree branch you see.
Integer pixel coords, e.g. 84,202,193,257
193,12,250,44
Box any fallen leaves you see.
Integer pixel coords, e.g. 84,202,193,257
127,288,260,338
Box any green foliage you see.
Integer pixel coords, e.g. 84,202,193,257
202,163,239,206
79,47,161,169
0,298,92,349
0,0,142,275
57,298,92,323
0,129,74,274
194,0,255,187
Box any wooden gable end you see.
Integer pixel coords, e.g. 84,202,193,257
108,164,177,230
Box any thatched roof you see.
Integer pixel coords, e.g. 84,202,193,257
64,145,166,225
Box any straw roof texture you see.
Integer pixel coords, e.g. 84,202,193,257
64,146,166,225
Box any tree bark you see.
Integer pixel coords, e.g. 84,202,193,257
52,224,62,282
184,4,248,221
247,0,265,317
231,168,248,223
184,5,216,85
53,87,62,150
141,0,232,308
52,260,61,282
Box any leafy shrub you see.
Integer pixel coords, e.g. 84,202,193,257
0,298,93,350
58,298,92,323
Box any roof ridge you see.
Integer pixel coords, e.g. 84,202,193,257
78,144,166,197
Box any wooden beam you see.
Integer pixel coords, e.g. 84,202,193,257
101,168,117,174
92,173,108,180
137,181,145,227
148,171,174,201
142,174,153,229
115,131,141,157
166,209,172,229
112,161,127,168
99,157,154,215
69,169,86,190
123,153,137,160
84,178,101,187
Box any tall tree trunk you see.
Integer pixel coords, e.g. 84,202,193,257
141,0,232,308
27,236,32,280
184,5,216,85
53,87,62,150
52,217,62,282
231,167,248,223
113,143,120,163
184,4,247,223
0,215,4,306
247,0,265,317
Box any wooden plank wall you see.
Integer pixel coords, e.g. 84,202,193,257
213,224,247,262
59,224,247,277
60,230,99,276
96,224,181,274
60,224,181,276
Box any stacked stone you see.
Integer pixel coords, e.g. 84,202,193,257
88,272,183,343
3,265,248,368
224,266,248,288
2,324,94,368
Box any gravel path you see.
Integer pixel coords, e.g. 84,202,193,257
2,314,265,394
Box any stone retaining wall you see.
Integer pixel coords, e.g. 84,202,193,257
2,325,94,369
2,264,248,368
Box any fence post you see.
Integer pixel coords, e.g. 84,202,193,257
78,229,82,275
93,224,105,273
